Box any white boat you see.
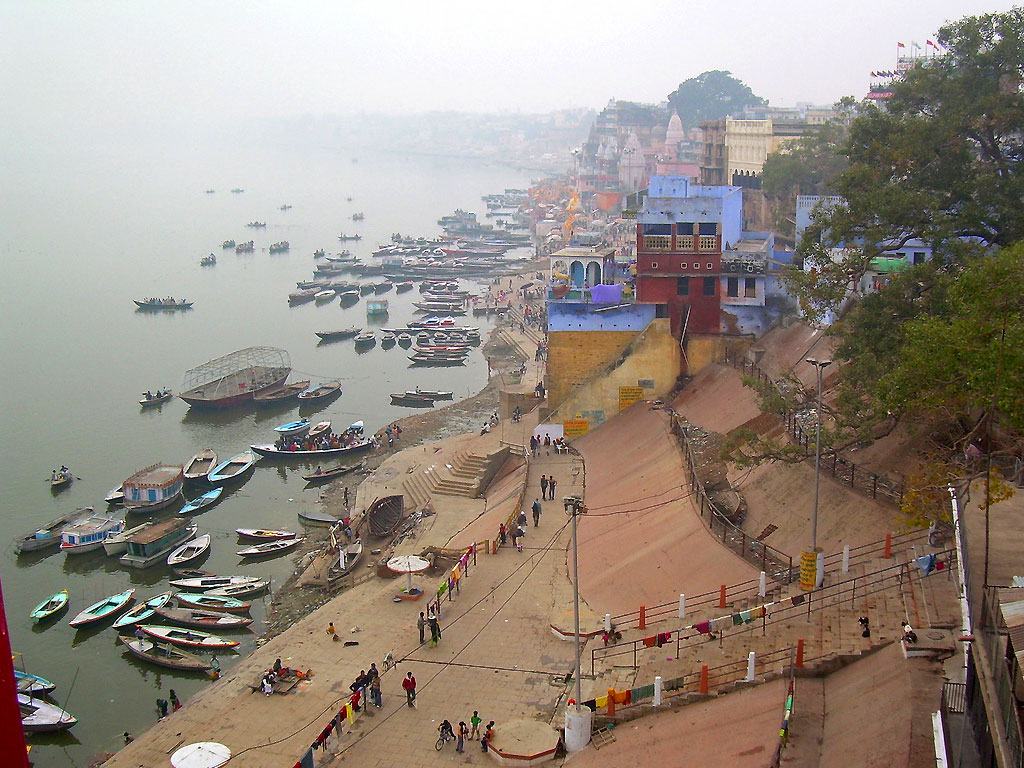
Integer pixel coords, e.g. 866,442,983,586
235,528,296,541
274,418,312,437
19,693,77,732
111,591,174,629
206,579,271,597
103,521,153,556
183,449,218,482
59,513,125,554
168,575,263,591
167,534,212,567
208,450,258,485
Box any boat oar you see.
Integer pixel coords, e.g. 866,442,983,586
60,666,80,721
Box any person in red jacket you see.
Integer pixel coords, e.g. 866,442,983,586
402,671,416,707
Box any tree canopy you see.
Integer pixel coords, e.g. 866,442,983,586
667,70,766,131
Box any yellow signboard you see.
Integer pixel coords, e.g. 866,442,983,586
799,550,818,592
563,420,589,438
618,386,644,411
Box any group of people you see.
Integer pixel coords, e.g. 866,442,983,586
383,422,402,446
51,465,71,483
438,713,495,753
480,411,499,435
539,474,558,500
530,434,566,458
142,387,170,400
416,611,442,646
275,425,366,452
347,663,383,709
260,658,309,695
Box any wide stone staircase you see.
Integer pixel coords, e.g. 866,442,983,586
401,448,513,510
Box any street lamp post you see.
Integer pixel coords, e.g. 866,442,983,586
562,447,591,752
806,358,832,553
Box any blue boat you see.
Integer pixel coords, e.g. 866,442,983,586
111,591,173,629
274,418,311,437
208,450,258,486
16,670,56,695
178,487,223,515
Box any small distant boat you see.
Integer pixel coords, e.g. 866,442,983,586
313,248,325,258
251,439,375,459
183,449,218,482
391,392,434,407
16,670,56,695
338,289,360,305
206,579,271,597
167,534,212,567
315,328,361,341
60,513,125,554
253,380,311,406
235,240,255,253
178,488,223,515
231,188,244,193
289,287,320,305
397,333,413,347
245,221,266,228
411,388,453,400
237,539,303,558
200,254,216,266
359,283,375,296
353,332,375,347
111,591,173,629
139,388,173,407
50,467,74,490
301,460,363,483
15,508,90,554
297,508,341,527
395,281,414,292
19,693,77,732
30,590,69,623
174,593,251,613
102,522,152,556
206,189,216,194
139,624,239,650
154,606,253,630
235,528,297,541
280,204,292,211
134,298,193,310
314,289,336,303
119,636,211,672
329,540,363,580
222,240,236,248
274,418,312,437
352,212,364,221
69,588,136,628
169,575,263,591
337,233,362,241
208,450,258,486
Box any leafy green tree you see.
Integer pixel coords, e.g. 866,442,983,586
667,71,766,131
789,8,1024,319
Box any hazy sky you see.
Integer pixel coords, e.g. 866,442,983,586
1,0,1016,131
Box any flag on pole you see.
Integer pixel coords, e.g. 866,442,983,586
927,40,938,48
912,41,921,49
897,42,906,48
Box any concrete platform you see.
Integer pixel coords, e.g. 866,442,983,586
486,718,560,765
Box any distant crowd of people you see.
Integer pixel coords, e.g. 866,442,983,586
276,424,366,452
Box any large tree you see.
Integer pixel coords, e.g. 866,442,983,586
789,9,1024,319
667,70,766,131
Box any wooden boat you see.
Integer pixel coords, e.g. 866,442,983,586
250,439,375,459
102,521,152,556
237,539,303,558
19,693,77,732
50,468,74,490
329,540,363,580
235,240,255,253
16,670,56,695
337,233,361,241
167,534,212,567
60,513,125,554
297,508,341,527
235,528,296,541
410,388,453,400
353,332,375,347
154,606,253,630
174,593,251,613
134,298,193,310
246,221,266,228
30,590,69,623
222,240,236,248
289,288,319,304
301,460,362,483
169,575,263,591
397,332,413,346
391,392,434,407
178,487,223,515
139,388,172,407
206,579,271,597
104,484,124,505
274,418,312,437
253,380,311,405
139,624,239,649
359,283,375,296
395,281,414,292
314,289,336,302
15,508,90,554
69,588,136,628
111,591,173,629
308,420,331,440
180,346,291,409
314,328,360,341
298,382,342,403
183,449,218,482
269,241,290,253
119,636,212,672
408,355,467,367
367,495,404,537
208,450,258,485
338,289,360,305
372,281,392,294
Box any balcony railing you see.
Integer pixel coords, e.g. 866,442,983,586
676,235,694,250
642,235,672,251
699,235,718,251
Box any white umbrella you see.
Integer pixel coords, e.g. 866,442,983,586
387,555,430,593
170,742,231,768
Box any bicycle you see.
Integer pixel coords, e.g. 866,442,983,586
435,728,454,751
381,651,396,672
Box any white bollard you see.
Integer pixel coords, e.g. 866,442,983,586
678,594,686,619
759,571,766,597
653,676,663,706
564,705,593,752
604,613,611,632
746,652,756,682
842,544,850,573
816,551,825,588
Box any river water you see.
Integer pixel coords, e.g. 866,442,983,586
0,130,531,765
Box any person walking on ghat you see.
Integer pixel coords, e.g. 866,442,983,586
402,671,417,706
532,498,542,527
417,611,426,644
428,614,441,647
540,475,548,498
457,720,468,753
548,476,557,501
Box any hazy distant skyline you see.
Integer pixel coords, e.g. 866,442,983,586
1,1,1017,135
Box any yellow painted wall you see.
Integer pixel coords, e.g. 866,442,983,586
684,334,754,375
547,330,638,411
549,319,681,431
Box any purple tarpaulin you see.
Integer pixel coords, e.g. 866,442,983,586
589,283,622,303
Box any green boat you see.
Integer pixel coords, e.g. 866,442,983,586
30,590,69,623
69,588,135,628
112,591,173,629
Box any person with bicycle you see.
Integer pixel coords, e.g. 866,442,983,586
436,719,455,750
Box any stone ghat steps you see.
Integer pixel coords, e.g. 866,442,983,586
401,450,508,504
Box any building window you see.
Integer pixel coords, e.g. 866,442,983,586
913,251,926,265
655,304,668,318
727,277,739,297
643,235,671,251
698,235,717,251
676,276,689,296
676,235,694,250
679,262,688,270
703,277,715,296
698,223,717,236
650,261,658,269
744,277,757,298
706,263,713,270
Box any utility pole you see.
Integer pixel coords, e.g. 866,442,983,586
806,358,832,552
